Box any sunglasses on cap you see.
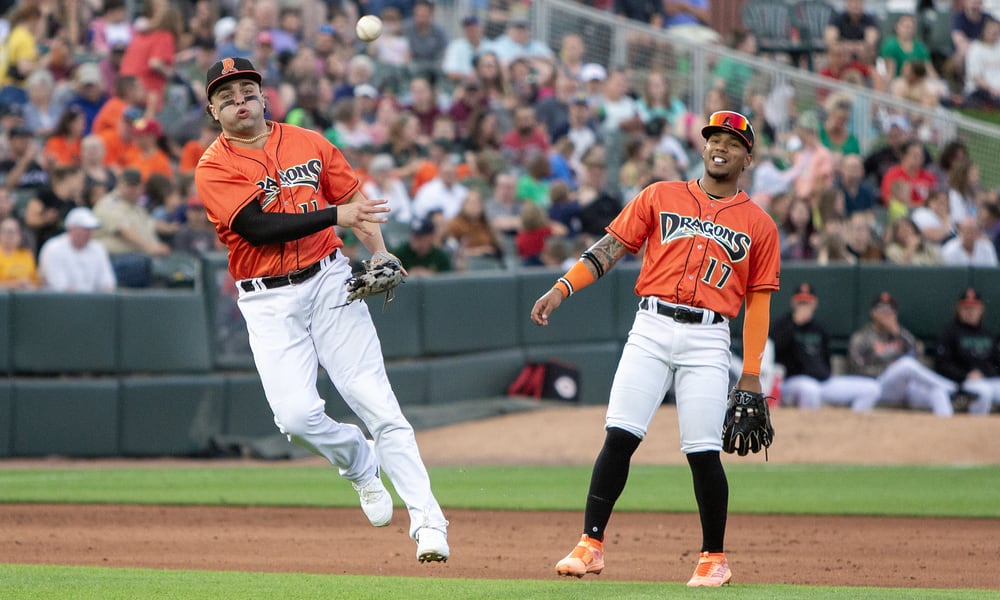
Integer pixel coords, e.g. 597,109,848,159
702,110,755,151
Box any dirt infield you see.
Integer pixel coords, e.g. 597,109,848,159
2,406,999,589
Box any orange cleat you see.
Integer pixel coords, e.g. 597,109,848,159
686,551,732,587
555,534,605,578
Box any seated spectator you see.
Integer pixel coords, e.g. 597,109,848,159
501,105,551,171
370,8,412,74
881,140,937,209
404,0,449,77
711,29,756,104
178,118,219,178
862,115,912,189
37,207,117,292
43,107,87,168
485,171,523,237
79,135,117,206
92,169,172,288
815,214,855,265
934,288,1000,415
879,14,934,80
818,42,881,94
442,15,486,84
576,145,623,241
888,60,949,108
597,67,645,136
945,158,981,224
21,69,62,139
949,0,993,91
65,63,109,136
0,5,43,94
844,211,884,262
818,94,861,157
23,165,86,256
515,201,568,267
835,153,878,217
963,16,1000,108
788,111,835,202
772,283,881,411
0,216,38,289
547,180,582,238
125,118,173,183
516,152,553,207
363,154,413,225
1,126,49,194
411,155,468,221
979,200,1000,256
637,72,688,133
556,33,587,81
661,0,721,44
392,217,452,277
884,217,941,265
171,195,219,257
555,93,601,176
883,178,913,225
485,16,555,66
444,189,504,264
779,196,818,261
940,216,1000,266
848,291,957,416
910,189,956,245
824,0,880,65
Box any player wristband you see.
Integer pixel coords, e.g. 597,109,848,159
554,260,597,298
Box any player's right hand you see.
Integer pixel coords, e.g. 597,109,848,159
530,288,564,327
338,198,389,229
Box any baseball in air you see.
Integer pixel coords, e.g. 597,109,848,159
355,15,383,42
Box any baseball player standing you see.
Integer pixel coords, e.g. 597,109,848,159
194,58,449,563
531,111,780,586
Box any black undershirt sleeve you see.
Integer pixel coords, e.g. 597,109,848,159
230,198,338,246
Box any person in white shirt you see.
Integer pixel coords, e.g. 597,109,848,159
940,216,1000,266
411,155,468,220
38,206,117,292
362,153,413,224
441,15,486,83
964,16,1000,108
483,17,554,66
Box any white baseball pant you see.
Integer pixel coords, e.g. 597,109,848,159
961,377,1000,415
877,356,957,417
237,253,447,538
782,374,882,412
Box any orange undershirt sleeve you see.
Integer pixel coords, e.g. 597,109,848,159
740,290,772,376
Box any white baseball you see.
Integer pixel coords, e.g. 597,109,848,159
355,15,383,42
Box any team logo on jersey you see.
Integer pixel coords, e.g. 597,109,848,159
659,212,751,262
255,159,323,207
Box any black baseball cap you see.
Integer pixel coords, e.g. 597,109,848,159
205,57,262,100
958,288,984,306
702,110,755,152
872,291,898,310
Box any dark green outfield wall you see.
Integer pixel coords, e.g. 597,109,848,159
2,256,996,458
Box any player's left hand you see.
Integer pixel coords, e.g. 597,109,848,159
530,288,564,327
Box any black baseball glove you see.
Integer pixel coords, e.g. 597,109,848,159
722,388,774,459
346,251,404,307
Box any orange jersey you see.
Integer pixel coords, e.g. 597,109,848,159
178,140,208,175
43,136,81,167
607,179,780,318
194,122,360,280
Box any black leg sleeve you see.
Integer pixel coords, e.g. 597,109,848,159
687,450,728,553
583,426,641,541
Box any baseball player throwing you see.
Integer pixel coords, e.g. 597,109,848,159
531,111,780,586
194,58,449,562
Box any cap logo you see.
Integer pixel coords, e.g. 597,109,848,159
220,58,237,75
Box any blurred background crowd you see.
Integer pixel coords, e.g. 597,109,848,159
0,0,999,293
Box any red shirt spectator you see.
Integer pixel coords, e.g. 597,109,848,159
881,141,937,207
501,105,551,169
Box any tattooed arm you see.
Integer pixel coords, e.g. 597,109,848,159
531,234,630,326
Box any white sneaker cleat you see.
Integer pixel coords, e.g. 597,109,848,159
415,527,449,563
352,469,392,527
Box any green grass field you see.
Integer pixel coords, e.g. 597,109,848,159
1,463,998,599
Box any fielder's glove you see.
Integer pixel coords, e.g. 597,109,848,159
721,388,774,459
346,251,404,308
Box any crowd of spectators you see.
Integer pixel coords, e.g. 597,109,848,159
1,0,999,296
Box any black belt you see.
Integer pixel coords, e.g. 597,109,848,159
641,298,724,324
239,250,337,292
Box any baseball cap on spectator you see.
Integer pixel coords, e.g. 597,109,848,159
354,83,379,99
872,291,898,311
106,26,131,49
121,168,143,186
958,287,984,306
462,15,479,26
510,16,530,27
123,106,143,123
882,114,910,134
65,206,101,229
205,57,263,100
792,282,818,303
75,63,102,86
410,217,435,236
131,117,162,136
580,63,607,82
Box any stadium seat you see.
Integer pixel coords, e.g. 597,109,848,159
743,0,802,65
793,0,836,69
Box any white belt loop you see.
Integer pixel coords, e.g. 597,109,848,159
701,308,714,325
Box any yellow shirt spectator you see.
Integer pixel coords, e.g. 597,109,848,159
0,217,39,289
0,5,42,87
